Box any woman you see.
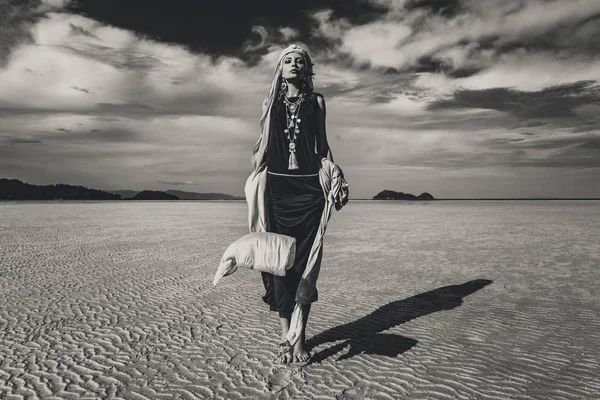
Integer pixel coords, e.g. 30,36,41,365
254,44,336,364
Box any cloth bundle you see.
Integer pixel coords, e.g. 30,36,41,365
213,232,296,286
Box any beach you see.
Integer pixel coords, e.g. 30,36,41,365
1,200,599,399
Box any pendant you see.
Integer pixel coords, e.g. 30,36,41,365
288,151,299,170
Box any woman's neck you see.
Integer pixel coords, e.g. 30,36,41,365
286,80,301,97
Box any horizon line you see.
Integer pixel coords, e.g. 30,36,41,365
2,177,599,201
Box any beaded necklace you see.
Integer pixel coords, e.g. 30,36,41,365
282,94,304,170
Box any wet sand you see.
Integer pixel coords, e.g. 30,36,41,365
1,200,599,399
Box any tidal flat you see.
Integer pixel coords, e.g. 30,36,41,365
1,200,599,399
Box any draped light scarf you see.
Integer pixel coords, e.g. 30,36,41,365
251,44,315,172
244,157,348,346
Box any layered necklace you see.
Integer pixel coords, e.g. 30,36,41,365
282,93,304,170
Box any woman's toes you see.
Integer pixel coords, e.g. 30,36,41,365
275,342,293,364
293,350,310,363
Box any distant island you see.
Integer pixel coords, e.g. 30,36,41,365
5,179,596,201
0,178,122,200
109,189,242,200
0,178,242,201
373,190,435,200
131,190,179,200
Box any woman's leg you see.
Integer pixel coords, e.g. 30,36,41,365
292,304,312,362
279,311,291,342
276,311,293,363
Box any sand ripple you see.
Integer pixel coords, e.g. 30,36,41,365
1,201,599,399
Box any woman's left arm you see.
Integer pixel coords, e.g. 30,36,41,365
315,94,334,163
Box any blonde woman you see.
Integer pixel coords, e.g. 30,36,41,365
253,44,336,364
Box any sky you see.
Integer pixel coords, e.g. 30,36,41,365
1,0,599,198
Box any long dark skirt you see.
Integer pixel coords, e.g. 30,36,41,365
261,173,326,314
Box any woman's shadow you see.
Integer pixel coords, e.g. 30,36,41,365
306,279,493,364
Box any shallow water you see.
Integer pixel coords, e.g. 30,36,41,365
1,200,599,399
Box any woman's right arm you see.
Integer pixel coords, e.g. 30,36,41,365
315,94,334,163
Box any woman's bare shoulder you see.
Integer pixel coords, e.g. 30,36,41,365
313,92,326,111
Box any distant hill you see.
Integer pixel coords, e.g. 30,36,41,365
109,189,242,200
0,178,122,200
165,189,242,200
131,190,179,200
109,190,139,199
373,190,435,200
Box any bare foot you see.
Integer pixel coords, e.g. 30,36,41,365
275,341,292,364
292,340,311,363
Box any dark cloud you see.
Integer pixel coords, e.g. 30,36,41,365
0,127,137,149
428,80,600,119
307,0,600,79
242,26,269,54
389,135,600,169
488,14,600,56
426,6,600,77
68,22,100,40
0,0,45,67
84,128,138,143
482,132,600,168
71,86,90,94
412,54,484,78
417,6,600,80
508,149,600,169
2,0,599,197
513,121,547,129
53,42,167,73
0,96,230,119
23,67,42,75
96,102,155,116
572,124,600,133
0,137,43,145
0,105,55,117
320,75,412,103
65,0,386,62
47,127,139,143
404,0,463,17
578,138,600,150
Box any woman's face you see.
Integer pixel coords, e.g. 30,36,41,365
281,52,307,81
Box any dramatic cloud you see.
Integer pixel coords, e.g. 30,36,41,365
428,81,600,119
0,0,599,198
313,0,600,89
0,0,58,66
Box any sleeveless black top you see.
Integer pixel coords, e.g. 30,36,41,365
266,93,323,175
